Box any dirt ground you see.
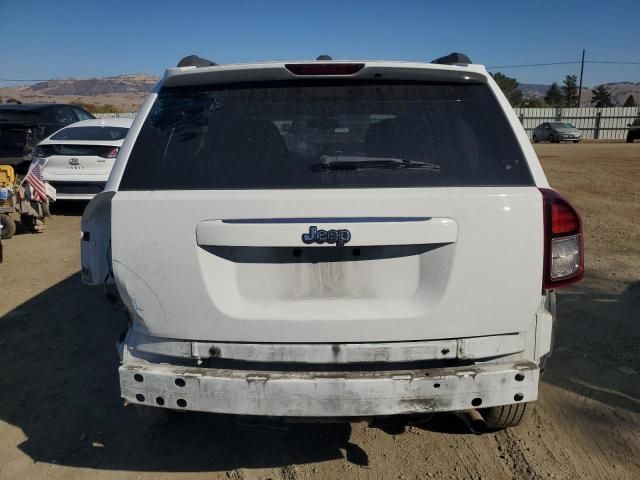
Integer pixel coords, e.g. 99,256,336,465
0,143,638,480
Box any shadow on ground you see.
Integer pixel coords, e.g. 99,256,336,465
0,273,373,472
0,271,637,472
8,200,88,237
543,275,640,412
49,200,90,217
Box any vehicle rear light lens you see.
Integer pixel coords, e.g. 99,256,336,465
540,188,584,288
550,235,581,280
103,147,119,159
551,202,580,235
285,63,365,76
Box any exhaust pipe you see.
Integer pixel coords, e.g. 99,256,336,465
455,409,487,434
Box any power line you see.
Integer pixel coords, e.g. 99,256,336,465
586,60,640,65
3,59,640,81
487,60,640,69
488,61,580,69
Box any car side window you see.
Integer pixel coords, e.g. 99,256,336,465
73,108,93,121
52,106,76,124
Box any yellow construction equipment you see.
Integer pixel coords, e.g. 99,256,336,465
0,165,15,187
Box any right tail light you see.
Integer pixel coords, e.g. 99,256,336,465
101,146,120,159
540,188,584,289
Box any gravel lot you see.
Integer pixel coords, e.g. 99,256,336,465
0,143,638,480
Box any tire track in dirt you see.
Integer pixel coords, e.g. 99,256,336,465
494,430,543,480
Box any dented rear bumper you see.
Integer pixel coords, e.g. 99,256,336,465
119,359,539,417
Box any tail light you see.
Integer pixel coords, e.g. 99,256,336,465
285,63,365,75
101,147,120,159
540,188,584,289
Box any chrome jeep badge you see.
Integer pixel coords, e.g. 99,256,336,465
302,226,351,247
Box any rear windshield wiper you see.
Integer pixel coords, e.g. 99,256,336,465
318,155,441,172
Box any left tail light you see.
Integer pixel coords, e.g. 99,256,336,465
540,188,584,289
102,147,120,159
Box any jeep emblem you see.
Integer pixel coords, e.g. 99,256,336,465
302,226,351,247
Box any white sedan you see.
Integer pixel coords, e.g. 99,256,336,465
32,118,133,200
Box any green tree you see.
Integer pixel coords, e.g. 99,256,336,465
544,82,563,107
623,94,636,107
591,85,613,108
490,72,523,106
562,74,579,107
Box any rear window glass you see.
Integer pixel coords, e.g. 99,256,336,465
0,110,42,123
51,126,129,141
120,81,532,190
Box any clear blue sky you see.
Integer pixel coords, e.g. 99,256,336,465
1,0,638,87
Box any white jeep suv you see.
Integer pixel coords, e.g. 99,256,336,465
81,53,584,431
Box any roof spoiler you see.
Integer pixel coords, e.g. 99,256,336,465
431,52,472,65
177,55,217,68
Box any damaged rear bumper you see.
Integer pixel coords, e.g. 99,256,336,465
120,360,539,417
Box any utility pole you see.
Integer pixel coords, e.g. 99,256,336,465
577,49,585,107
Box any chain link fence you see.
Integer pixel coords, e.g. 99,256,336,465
94,112,136,119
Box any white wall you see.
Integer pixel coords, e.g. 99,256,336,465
513,107,640,140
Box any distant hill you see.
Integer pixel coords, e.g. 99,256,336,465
27,74,158,95
520,82,640,107
519,83,551,99
599,82,640,106
0,74,159,111
1,74,639,111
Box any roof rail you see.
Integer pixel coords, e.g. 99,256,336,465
177,55,217,68
431,52,472,65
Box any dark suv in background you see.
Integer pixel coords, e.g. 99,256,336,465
627,117,640,143
0,103,95,174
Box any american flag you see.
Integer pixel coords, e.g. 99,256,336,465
23,157,48,202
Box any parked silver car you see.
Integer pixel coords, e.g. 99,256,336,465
532,122,581,143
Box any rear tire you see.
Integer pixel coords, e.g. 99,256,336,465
532,135,538,143
0,214,16,239
573,140,580,143
627,134,634,143
481,402,533,430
